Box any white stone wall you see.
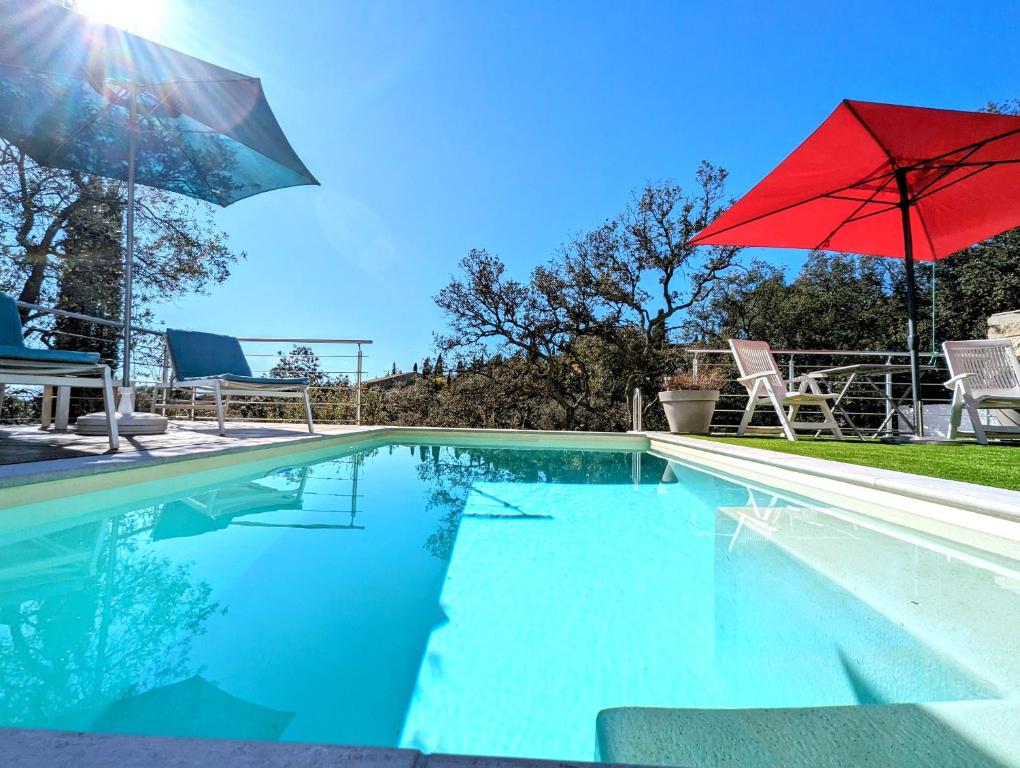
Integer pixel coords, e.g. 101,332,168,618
988,310,1020,355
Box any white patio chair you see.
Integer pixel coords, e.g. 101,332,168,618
729,339,844,442
942,339,1020,444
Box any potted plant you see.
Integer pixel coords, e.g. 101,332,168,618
658,369,725,434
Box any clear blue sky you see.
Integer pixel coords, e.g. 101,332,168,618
128,0,1018,377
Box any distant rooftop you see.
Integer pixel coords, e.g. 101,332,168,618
363,371,418,388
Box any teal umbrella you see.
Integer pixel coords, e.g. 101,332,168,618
0,0,318,386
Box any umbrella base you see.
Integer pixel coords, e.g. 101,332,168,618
76,410,169,436
75,386,169,436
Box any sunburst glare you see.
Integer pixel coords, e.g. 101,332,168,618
76,0,166,37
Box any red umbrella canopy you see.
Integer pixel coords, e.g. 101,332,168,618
690,100,1020,261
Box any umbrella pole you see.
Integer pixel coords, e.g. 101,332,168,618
122,86,137,389
895,169,924,438
74,85,166,435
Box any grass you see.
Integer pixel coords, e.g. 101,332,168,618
693,435,1020,492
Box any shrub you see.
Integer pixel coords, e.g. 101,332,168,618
661,368,726,392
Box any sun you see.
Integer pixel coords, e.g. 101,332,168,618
76,0,166,37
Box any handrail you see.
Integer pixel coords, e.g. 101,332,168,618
7,300,373,426
682,346,944,358
672,344,952,436
16,302,374,347
237,337,373,345
16,299,163,336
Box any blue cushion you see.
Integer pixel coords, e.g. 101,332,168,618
166,328,253,379
0,293,26,348
0,344,100,365
177,373,309,387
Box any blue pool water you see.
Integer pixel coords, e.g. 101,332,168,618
0,443,1012,760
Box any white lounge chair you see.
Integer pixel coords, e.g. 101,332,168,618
0,293,119,450
161,329,314,436
942,339,1020,444
729,339,844,442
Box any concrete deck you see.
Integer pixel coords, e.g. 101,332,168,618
0,420,365,464
0,420,376,486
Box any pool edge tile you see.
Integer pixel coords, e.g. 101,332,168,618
0,727,421,768
0,729,654,768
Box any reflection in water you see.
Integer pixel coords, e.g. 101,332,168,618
93,675,293,740
153,470,309,540
0,457,358,737
153,458,372,538
0,444,1015,760
0,507,221,732
415,445,664,559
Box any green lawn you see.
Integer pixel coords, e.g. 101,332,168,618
694,435,1020,492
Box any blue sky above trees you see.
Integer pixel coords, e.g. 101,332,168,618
140,0,1018,376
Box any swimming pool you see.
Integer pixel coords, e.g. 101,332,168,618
0,439,1017,762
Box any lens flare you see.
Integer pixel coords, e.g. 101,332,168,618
76,0,166,36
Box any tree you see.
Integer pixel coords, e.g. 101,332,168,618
687,239,1020,359
683,259,788,344
41,181,126,416
688,251,905,351
0,140,243,340
50,181,124,360
930,229,1020,342
434,165,742,429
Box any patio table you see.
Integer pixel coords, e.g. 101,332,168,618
809,363,939,438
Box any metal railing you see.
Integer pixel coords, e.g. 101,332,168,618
679,346,953,435
6,301,372,426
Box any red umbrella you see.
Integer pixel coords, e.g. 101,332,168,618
690,100,1020,436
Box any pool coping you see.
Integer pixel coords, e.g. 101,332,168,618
1,425,1018,525
0,427,649,509
0,426,650,487
648,433,1020,524
0,426,379,489
0,727,657,768
1,428,1019,767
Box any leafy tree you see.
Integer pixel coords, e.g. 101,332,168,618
688,240,1020,358
49,181,124,350
435,165,742,429
47,182,125,416
688,252,904,351
930,229,1020,342
682,259,788,345
0,140,243,342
